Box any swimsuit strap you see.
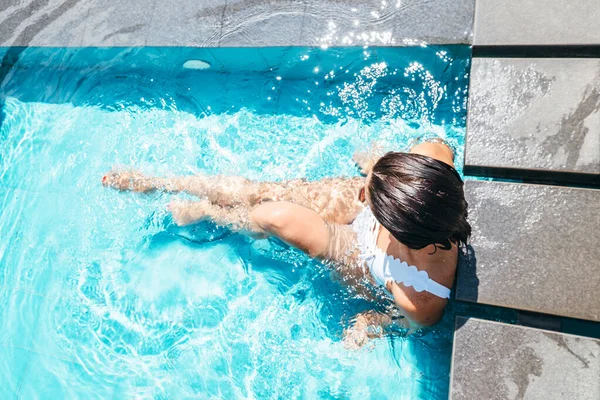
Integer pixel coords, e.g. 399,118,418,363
424,278,452,299
383,255,451,298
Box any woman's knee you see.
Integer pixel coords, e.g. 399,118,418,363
250,202,294,232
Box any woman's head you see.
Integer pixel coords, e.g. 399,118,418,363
366,152,471,251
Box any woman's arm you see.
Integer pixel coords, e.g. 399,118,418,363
409,142,455,167
354,140,455,174
387,281,446,326
353,143,385,175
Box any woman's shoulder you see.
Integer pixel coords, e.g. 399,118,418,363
387,281,447,326
409,141,455,168
386,245,458,326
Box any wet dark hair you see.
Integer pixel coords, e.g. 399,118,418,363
367,152,471,252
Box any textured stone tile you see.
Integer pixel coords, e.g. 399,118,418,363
0,0,475,47
82,0,156,46
146,0,225,47
473,0,600,45
179,0,474,47
29,1,88,46
457,180,600,321
451,318,600,400
219,0,306,47
301,0,474,47
0,0,88,46
466,58,600,175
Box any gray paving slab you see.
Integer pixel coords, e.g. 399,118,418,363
466,58,600,177
0,0,88,46
456,180,600,322
219,0,306,47
82,0,156,47
145,0,225,47
473,0,600,46
0,0,475,47
450,318,600,400
220,0,475,47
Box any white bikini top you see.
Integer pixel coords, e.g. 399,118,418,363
351,206,451,299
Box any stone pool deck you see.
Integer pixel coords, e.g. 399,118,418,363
1,0,599,398
451,318,600,400
0,0,474,47
453,0,600,398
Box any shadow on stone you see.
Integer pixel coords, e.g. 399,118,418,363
454,244,479,331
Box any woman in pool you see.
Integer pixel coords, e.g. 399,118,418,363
102,139,470,346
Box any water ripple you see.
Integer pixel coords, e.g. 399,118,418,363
0,46,469,398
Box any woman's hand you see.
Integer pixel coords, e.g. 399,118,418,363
342,311,392,349
343,323,371,350
353,142,385,176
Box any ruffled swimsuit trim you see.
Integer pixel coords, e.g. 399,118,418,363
352,206,451,299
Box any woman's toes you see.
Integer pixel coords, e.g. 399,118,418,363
102,169,152,192
102,171,129,190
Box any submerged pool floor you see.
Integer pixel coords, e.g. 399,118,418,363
0,46,470,398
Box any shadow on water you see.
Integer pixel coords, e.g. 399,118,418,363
146,218,233,249
1,0,85,124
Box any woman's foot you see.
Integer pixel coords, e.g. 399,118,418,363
101,170,155,193
167,200,210,226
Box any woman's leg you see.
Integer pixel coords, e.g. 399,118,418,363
250,202,361,267
168,199,359,264
102,170,266,207
167,199,359,264
167,199,264,236
170,199,399,348
103,170,366,224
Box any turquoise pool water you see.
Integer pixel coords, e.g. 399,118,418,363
0,46,470,399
